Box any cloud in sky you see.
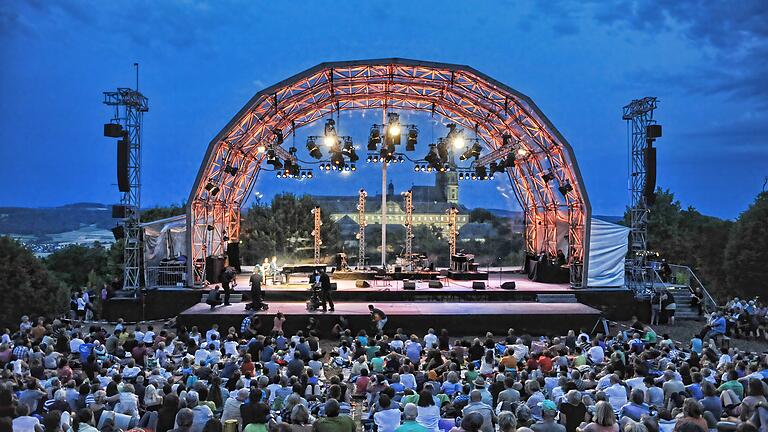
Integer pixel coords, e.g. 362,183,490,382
0,0,765,219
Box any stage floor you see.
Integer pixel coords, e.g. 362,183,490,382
177,301,601,336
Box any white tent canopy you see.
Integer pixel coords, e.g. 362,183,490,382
141,215,187,268
587,218,629,287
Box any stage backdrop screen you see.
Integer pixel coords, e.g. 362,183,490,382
587,218,629,287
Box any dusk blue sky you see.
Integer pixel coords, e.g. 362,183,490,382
1,1,765,219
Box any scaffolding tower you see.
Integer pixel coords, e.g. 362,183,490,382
311,206,322,264
104,88,148,290
446,206,459,261
356,189,367,269
622,97,658,291
402,190,414,270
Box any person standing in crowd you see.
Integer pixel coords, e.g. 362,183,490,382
369,304,388,335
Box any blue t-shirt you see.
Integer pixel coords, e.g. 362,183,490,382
712,317,726,334
79,343,94,363
691,338,703,354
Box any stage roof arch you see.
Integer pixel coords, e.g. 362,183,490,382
187,58,592,286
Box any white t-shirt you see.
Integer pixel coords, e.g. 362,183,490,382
588,345,605,364
424,333,438,349
12,415,40,432
224,341,239,356
70,338,85,353
143,331,155,344
205,329,220,343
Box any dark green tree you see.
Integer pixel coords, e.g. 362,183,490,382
724,191,768,298
141,203,186,222
0,237,68,326
45,243,110,290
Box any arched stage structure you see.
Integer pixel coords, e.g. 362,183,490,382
187,59,593,287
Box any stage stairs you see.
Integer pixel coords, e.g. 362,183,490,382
650,264,717,320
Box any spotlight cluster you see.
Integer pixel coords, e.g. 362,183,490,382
319,163,357,172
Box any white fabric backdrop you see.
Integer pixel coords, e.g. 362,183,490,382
587,218,629,287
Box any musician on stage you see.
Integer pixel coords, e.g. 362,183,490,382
369,304,388,335
220,265,237,306
248,269,263,309
270,256,279,284
319,268,334,312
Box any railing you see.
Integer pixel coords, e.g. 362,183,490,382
669,264,718,311
145,265,187,288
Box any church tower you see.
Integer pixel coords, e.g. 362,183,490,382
445,171,459,204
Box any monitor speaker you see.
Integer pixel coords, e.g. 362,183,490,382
646,124,662,139
428,281,443,289
104,123,123,138
644,146,657,205
403,281,416,290
226,242,241,273
111,225,125,240
112,205,128,219
472,281,486,290
355,280,370,288
500,281,517,290
117,137,130,192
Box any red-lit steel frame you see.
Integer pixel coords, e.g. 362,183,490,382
187,59,592,287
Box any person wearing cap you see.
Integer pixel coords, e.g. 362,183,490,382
531,399,565,432
474,377,493,407
462,390,496,432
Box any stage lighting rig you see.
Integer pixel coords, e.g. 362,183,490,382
387,113,401,145
446,124,465,150
475,165,489,180
224,164,238,175
460,142,482,161
406,126,418,151
323,119,337,147
558,182,573,195
306,137,322,159
342,137,359,162
266,146,283,169
541,171,555,182
424,144,442,170
368,125,382,151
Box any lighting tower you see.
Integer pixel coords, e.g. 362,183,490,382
356,189,367,269
622,97,660,291
103,68,148,290
446,206,459,261
311,206,322,265
402,190,414,270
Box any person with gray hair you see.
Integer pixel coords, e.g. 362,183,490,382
498,411,518,432
462,390,497,432
182,390,212,432
397,403,428,432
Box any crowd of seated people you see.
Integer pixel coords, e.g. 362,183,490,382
0,310,766,432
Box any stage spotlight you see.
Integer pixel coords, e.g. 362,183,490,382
503,152,516,169
460,142,482,161
436,138,449,163
398,155,404,163
406,126,418,151
502,133,512,147
256,144,266,153
306,137,322,159
205,182,220,196
368,125,381,151
558,182,573,195
330,152,345,168
350,163,356,171
342,137,359,162
266,148,283,169
414,165,421,172
516,147,529,158
475,165,488,180
274,129,284,145
387,113,401,137
224,164,238,175
424,144,441,169
323,119,337,147
459,173,464,180
207,225,214,231
446,124,465,150
541,171,555,182
307,170,313,178
470,173,477,180
489,162,500,175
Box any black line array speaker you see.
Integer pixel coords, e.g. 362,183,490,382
500,281,517,290
472,281,486,290
112,205,128,219
111,225,125,240
355,280,370,288
117,137,130,192
226,242,241,273
403,281,416,290
104,123,123,138
428,280,443,289
644,146,657,205
646,124,662,139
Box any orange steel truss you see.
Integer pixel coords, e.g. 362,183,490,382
187,59,592,287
